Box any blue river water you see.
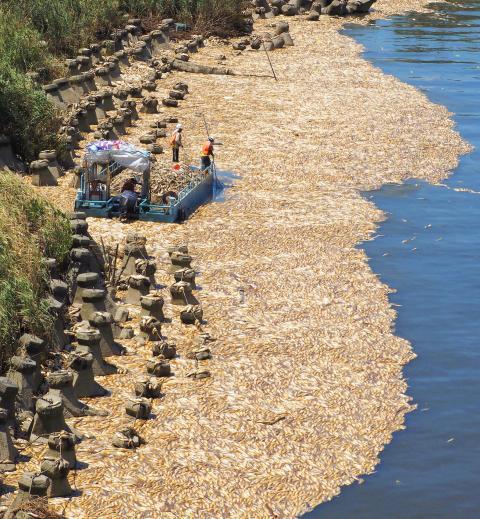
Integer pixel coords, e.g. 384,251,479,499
305,2,480,517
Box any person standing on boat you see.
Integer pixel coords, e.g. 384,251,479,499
170,124,183,163
200,137,215,171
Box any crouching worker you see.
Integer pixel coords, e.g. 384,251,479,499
200,137,215,172
120,177,141,217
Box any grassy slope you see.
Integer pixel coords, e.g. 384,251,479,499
0,1,247,161
0,170,72,368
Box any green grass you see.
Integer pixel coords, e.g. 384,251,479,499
0,66,62,162
0,170,72,368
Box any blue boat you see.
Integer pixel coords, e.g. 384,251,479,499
74,140,216,223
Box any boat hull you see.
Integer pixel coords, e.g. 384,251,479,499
74,171,214,223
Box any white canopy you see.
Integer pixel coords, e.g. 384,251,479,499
85,141,151,173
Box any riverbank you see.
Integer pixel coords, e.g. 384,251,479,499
23,1,470,517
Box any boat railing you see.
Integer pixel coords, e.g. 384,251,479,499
140,167,212,215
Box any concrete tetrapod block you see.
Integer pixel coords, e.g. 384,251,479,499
82,70,97,93
54,77,80,105
126,275,151,306
41,457,72,497
72,234,92,252
69,351,108,398
95,67,112,87
180,304,204,325
73,272,100,305
121,100,139,121
150,30,170,55
90,43,102,64
44,297,69,351
6,473,50,518
129,85,143,98
30,159,57,187
140,295,165,322
141,97,158,114
132,41,151,61
281,32,295,46
115,50,130,67
43,83,66,109
126,232,148,247
134,377,162,399
173,267,196,290
101,91,115,111
147,143,163,155
44,257,57,275
167,244,189,257
169,251,193,273
95,97,107,121
122,242,148,277
29,396,74,445
88,311,125,357
119,108,133,128
38,149,64,179
45,370,108,418
18,335,45,390
112,427,144,449
152,340,176,359
80,289,107,321
135,258,157,285
45,431,77,468
82,101,99,126
146,358,171,378
77,108,92,133
7,357,38,412
0,378,18,422
112,115,127,136
61,139,76,170
0,408,18,471
139,317,163,341
162,98,178,108
70,218,89,236
125,397,151,420
186,346,212,361
75,328,118,376
49,279,69,304
170,281,198,306
114,307,130,323
19,333,47,365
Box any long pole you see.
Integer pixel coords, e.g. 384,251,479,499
201,113,219,198
262,41,278,81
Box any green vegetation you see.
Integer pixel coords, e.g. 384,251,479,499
0,0,247,161
0,170,72,368
0,68,62,162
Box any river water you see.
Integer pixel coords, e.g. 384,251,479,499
305,2,480,517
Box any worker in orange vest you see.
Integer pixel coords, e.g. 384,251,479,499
200,137,215,171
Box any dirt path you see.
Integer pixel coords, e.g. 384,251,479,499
22,2,469,517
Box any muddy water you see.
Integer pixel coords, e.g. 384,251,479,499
307,2,480,517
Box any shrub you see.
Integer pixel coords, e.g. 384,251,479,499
0,10,51,72
0,170,72,368
5,0,121,55
0,66,61,162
